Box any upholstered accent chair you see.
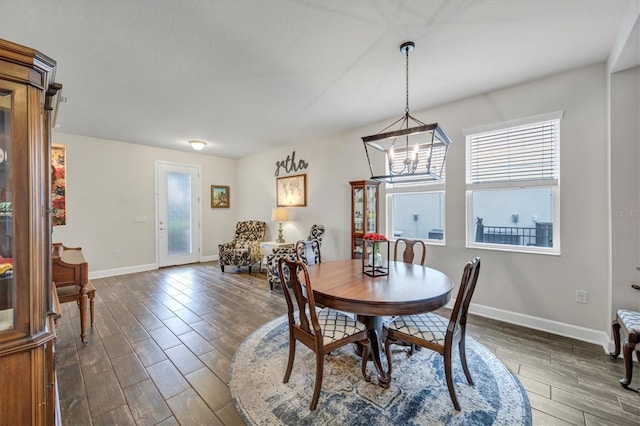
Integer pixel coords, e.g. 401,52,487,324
277,257,370,410
307,224,326,243
218,220,266,273
383,257,481,411
266,224,325,290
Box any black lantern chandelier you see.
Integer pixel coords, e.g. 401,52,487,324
362,41,451,184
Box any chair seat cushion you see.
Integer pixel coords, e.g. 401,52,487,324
234,241,251,250
386,312,449,345
618,309,640,333
316,308,367,345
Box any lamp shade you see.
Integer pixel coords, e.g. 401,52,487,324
271,207,289,222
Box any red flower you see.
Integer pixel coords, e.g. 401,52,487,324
363,233,387,242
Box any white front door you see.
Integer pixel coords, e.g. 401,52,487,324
157,162,201,267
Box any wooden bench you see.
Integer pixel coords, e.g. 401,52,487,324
52,243,95,343
610,279,640,390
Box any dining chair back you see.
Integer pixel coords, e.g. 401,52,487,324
295,239,321,266
391,238,427,354
277,257,371,410
393,238,426,265
383,257,481,411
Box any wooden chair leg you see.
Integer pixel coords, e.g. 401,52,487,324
310,352,324,411
283,338,296,383
610,320,621,358
459,339,473,385
636,348,640,391
621,338,635,388
408,343,420,354
89,292,95,328
444,346,461,411
79,293,88,344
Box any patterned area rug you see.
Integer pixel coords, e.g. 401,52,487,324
230,315,531,425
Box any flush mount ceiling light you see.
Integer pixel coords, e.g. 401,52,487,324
189,139,207,151
362,41,451,184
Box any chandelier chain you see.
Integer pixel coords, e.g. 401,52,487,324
405,46,410,115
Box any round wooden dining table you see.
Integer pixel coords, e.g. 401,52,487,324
307,259,454,387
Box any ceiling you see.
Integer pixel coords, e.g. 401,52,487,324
0,0,636,158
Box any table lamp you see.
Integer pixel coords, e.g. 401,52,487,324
271,208,289,243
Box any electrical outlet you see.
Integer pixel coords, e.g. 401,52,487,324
113,250,120,258
576,290,588,304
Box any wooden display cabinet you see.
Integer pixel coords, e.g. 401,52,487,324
349,180,380,259
0,38,62,425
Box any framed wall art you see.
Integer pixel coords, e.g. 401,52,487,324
276,173,306,207
51,144,66,225
211,185,230,208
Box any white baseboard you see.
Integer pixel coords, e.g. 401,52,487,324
89,263,158,279
465,302,611,353
89,256,219,280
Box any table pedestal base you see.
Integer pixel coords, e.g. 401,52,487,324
357,315,390,388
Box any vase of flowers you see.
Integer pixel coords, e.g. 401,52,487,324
362,233,389,277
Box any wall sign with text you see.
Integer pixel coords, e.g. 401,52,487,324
275,150,308,177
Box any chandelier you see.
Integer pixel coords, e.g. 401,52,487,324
362,41,451,184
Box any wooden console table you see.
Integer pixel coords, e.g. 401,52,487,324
52,243,95,343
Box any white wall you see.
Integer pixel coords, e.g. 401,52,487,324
50,133,237,275
237,63,613,345
610,66,640,314
52,62,636,348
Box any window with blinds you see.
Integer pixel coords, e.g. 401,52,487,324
467,119,558,186
465,112,561,254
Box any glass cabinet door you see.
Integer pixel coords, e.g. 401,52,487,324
353,187,364,232
0,92,13,332
365,183,377,233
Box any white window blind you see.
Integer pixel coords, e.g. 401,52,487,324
466,119,559,185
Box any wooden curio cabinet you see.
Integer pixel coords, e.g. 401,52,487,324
0,39,62,425
349,180,380,259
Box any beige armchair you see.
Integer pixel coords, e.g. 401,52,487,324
218,221,266,273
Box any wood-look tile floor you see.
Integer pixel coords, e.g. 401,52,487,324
55,262,639,425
